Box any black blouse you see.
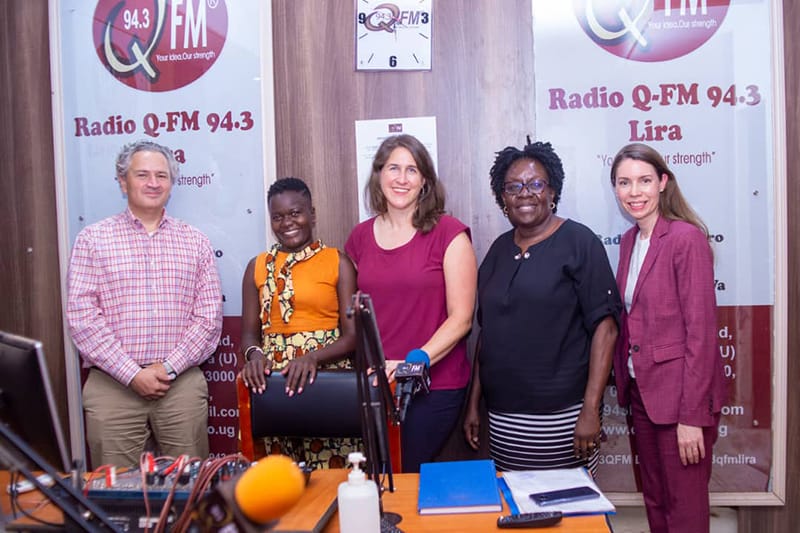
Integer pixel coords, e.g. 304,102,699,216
477,219,622,413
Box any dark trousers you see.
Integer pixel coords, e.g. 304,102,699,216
400,388,466,473
629,380,718,533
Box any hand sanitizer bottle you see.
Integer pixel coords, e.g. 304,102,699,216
337,452,380,532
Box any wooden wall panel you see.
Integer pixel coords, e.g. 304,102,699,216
272,0,535,463
272,0,535,262
0,1,69,438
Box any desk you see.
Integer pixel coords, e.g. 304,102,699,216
1,471,63,530
314,471,611,533
2,470,611,532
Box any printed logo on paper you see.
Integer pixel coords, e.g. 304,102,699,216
93,0,228,92
573,0,730,62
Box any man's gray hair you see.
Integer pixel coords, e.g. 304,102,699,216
115,140,179,183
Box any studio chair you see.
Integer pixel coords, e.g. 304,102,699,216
237,370,385,462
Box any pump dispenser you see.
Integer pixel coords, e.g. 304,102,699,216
337,452,380,532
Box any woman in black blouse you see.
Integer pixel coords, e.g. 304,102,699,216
463,139,621,474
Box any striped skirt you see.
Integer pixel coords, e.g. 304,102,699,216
488,402,599,477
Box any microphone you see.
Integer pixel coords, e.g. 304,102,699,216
394,349,431,423
188,455,306,532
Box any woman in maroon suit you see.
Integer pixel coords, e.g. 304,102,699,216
610,143,727,533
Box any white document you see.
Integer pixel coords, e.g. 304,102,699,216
502,467,616,516
354,116,438,221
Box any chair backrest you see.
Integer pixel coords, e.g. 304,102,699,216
249,370,380,439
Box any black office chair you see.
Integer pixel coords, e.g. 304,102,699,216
241,293,398,478
247,370,373,440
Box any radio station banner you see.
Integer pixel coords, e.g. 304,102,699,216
57,0,267,457
532,0,777,495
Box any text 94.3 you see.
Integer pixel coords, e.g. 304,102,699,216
207,110,254,133
140,109,254,137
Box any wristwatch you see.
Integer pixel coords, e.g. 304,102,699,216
163,361,177,381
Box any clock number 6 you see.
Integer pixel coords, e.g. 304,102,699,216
389,55,397,67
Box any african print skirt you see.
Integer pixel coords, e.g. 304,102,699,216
260,328,362,469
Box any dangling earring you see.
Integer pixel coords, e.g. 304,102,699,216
502,205,508,217
549,202,556,211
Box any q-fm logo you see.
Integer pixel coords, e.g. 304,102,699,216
92,0,228,92
360,3,430,33
573,0,730,62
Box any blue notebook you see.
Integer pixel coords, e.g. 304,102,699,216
417,459,502,515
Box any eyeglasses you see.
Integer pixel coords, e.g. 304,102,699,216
502,179,549,196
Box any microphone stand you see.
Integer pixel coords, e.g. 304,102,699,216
0,423,119,531
350,292,402,530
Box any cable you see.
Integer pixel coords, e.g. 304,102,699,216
153,455,189,533
171,454,249,533
140,453,153,533
6,471,65,528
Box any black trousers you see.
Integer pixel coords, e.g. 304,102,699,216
400,388,466,473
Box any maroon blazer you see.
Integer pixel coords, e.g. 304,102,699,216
614,216,727,426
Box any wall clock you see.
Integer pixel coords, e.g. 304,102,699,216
355,0,433,71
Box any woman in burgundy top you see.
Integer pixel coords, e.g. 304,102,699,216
345,134,477,473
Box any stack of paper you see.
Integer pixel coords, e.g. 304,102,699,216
502,467,616,516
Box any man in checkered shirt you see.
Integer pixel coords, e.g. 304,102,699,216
67,140,223,468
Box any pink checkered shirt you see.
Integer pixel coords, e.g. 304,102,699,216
67,209,223,386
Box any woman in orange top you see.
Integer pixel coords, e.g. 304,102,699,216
239,177,358,468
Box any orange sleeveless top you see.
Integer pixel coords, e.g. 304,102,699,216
253,246,340,334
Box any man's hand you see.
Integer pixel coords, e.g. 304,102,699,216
130,364,171,400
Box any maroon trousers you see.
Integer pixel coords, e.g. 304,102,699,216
629,380,718,533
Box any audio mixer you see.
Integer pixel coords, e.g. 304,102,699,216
74,455,251,532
